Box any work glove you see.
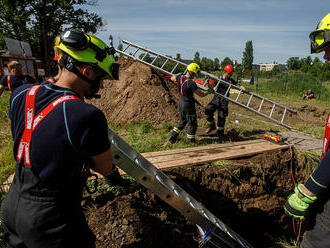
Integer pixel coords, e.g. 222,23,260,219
105,166,126,186
207,87,214,94
284,184,317,219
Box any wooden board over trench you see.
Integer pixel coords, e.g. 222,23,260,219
140,138,291,170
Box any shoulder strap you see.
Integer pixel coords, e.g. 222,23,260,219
16,86,81,166
7,75,11,92
321,112,330,160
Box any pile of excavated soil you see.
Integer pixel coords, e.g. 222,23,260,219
88,58,204,126
86,149,313,248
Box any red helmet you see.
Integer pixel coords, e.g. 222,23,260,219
224,64,234,74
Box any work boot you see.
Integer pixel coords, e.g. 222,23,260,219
168,135,177,144
216,129,224,140
186,138,196,143
205,123,216,134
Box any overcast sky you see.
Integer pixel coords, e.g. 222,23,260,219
86,0,329,64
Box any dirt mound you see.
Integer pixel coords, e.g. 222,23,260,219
87,149,312,248
88,58,204,126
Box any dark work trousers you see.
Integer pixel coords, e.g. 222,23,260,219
176,98,197,135
300,194,330,248
1,164,95,248
205,96,228,129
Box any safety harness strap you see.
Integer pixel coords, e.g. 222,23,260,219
16,85,81,166
179,76,190,95
321,112,330,160
7,75,11,92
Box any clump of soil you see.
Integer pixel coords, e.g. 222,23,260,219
88,58,204,126
87,149,312,248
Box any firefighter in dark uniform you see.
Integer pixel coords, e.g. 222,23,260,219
204,64,244,139
1,29,121,248
0,61,34,97
168,63,208,143
284,12,330,248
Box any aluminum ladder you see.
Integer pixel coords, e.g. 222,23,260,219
108,128,254,248
116,40,296,129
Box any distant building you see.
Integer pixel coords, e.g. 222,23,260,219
253,62,287,72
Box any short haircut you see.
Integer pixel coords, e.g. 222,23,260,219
7,61,21,70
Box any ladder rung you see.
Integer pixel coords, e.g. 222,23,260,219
141,52,148,61
258,99,264,112
281,108,287,123
224,84,232,96
235,89,243,101
269,104,275,118
132,48,140,56
123,44,131,52
160,58,169,69
170,63,179,74
151,55,159,65
203,79,209,87
247,94,253,107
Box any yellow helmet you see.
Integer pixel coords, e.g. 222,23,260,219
55,29,119,79
310,13,330,53
187,63,200,75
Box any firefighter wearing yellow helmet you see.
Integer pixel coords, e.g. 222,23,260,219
168,63,208,143
284,13,330,248
1,29,125,247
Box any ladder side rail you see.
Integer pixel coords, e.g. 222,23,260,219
108,128,254,248
200,72,296,114
122,40,188,68
195,84,292,129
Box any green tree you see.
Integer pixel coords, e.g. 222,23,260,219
193,51,201,64
242,40,253,71
214,58,220,70
286,57,301,70
176,53,181,61
0,0,104,74
117,43,123,58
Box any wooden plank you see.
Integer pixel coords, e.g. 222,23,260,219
142,139,263,158
141,139,291,170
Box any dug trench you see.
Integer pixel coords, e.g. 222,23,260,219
86,148,314,248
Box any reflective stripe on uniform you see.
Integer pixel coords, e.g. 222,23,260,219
187,134,195,139
172,127,180,134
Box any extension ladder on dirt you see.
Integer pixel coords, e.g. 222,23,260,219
108,128,254,248
116,40,296,130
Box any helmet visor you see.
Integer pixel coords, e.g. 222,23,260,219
310,29,330,53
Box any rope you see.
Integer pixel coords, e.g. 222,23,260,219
289,146,304,240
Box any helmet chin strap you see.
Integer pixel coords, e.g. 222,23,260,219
60,56,101,99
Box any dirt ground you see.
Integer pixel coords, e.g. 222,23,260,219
86,149,311,248
88,58,204,126
84,59,325,247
